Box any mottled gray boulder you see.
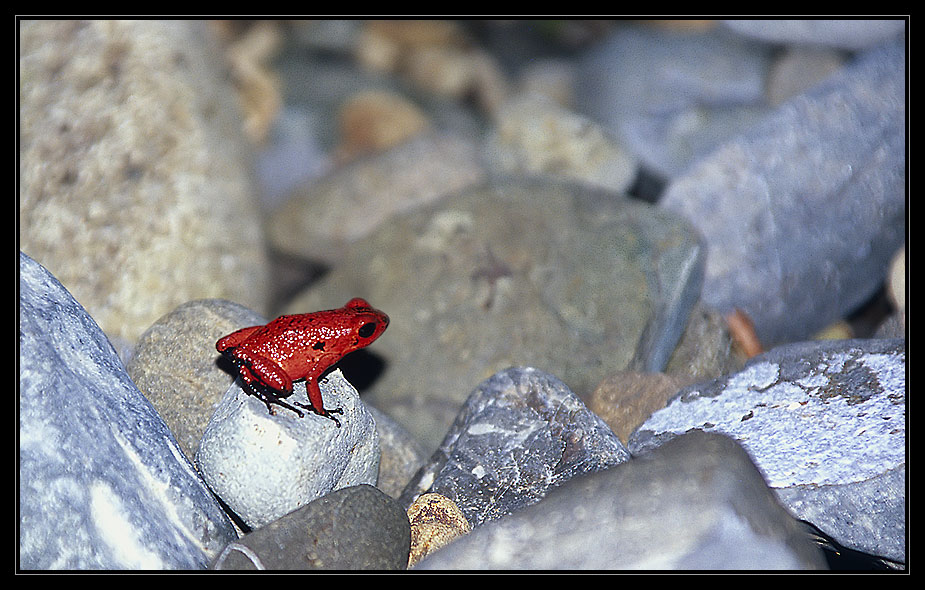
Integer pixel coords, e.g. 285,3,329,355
19,252,236,569
400,367,630,527
290,179,704,452
630,339,905,563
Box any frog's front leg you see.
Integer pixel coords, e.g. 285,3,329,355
293,372,343,427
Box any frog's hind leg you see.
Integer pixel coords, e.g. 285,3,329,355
248,384,306,418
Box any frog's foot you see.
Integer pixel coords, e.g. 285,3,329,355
243,385,305,418
294,401,343,428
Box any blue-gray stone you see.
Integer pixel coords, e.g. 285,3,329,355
660,39,905,345
578,25,774,177
723,19,905,50
629,339,905,563
19,252,236,569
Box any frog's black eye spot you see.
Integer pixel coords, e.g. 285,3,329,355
358,323,377,338
313,341,326,351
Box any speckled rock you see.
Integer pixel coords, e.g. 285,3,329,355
211,484,410,570
399,367,630,527
629,338,906,563
407,493,470,567
20,252,236,569
196,370,380,529
19,20,268,352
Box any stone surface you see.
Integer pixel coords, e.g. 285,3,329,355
268,131,487,263
399,367,630,527
660,39,905,346
19,252,236,569
723,19,905,50
415,431,826,569
289,179,704,452
19,20,268,352
629,338,906,563
211,484,410,570
196,371,380,529
578,25,774,177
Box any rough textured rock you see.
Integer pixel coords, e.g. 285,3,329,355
399,367,630,527
19,20,268,352
630,339,906,563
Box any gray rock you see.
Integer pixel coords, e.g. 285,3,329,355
19,252,236,569
415,431,826,570
399,367,630,527
289,179,704,452
660,39,905,345
268,131,487,263
212,484,410,570
19,21,268,352
723,19,905,50
578,25,774,177
629,339,906,563
367,405,429,499
196,370,380,529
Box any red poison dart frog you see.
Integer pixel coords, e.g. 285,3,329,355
216,298,389,427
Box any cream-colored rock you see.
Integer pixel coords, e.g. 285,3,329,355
20,20,268,351
407,493,470,568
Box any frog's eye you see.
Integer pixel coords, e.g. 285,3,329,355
358,322,377,338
